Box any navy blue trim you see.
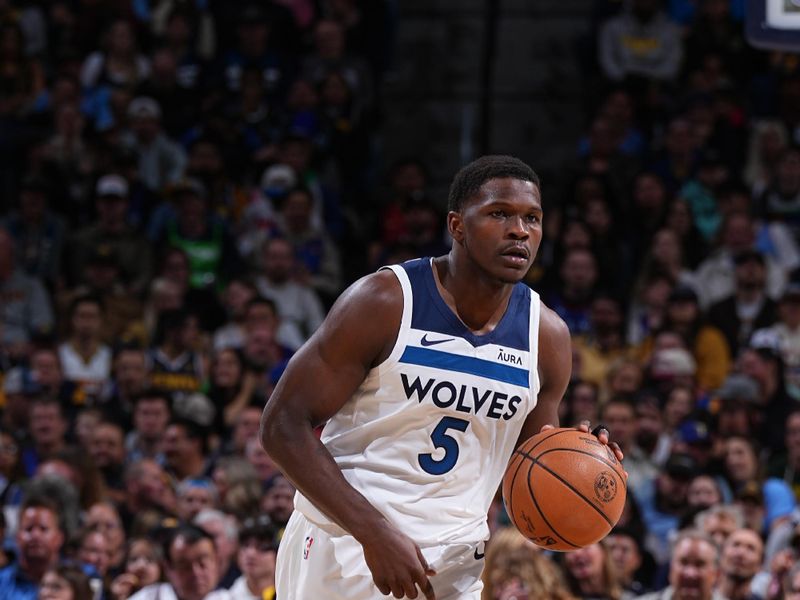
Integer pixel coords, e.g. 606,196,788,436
399,346,529,386
401,258,530,351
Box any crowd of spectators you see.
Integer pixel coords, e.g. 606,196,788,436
2,0,800,599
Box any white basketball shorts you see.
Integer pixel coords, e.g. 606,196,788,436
276,511,485,599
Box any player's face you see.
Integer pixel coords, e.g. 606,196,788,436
452,177,542,284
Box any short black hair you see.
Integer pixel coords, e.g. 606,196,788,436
162,523,215,565
447,155,540,212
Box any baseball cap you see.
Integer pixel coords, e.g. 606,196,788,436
128,97,162,120
172,392,215,427
650,348,697,379
715,374,760,405
664,452,698,480
676,420,712,446
260,164,296,199
96,174,129,198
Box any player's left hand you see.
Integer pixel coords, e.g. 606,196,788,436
581,420,624,462
537,422,624,463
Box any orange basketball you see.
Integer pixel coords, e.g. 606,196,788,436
502,427,627,551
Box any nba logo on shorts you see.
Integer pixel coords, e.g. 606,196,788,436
303,536,314,559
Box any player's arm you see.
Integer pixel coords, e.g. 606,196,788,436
516,305,572,445
260,270,436,600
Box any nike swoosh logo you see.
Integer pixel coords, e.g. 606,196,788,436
474,547,485,560
420,334,454,347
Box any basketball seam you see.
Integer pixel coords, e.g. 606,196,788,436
519,448,616,528
525,458,580,549
537,447,627,491
507,429,567,532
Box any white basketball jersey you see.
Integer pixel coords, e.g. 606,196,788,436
295,258,541,545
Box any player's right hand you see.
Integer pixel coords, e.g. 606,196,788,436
360,524,437,599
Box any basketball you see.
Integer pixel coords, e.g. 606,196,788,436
502,427,627,551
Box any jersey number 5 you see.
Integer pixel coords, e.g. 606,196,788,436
418,416,470,475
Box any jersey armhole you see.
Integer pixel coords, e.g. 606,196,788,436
528,289,542,412
375,264,412,372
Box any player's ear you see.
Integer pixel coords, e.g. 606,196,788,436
448,211,464,243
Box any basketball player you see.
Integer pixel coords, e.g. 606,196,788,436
260,155,623,599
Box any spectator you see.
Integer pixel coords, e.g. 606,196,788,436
176,478,218,522
212,279,257,352
0,175,66,286
21,397,68,477
259,474,294,534
121,459,175,530
194,508,240,589
254,237,325,350
109,538,163,600
0,226,54,357
607,527,651,596
635,530,722,600
158,178,243,292
562,541,625,600
635,452,698,571
65,174,153,294
126,389,171,464
696,213,786,310
107,346,150,422
276,186,343,303
722,436,796,535
545,247,600,336
84,501,126,571
0,495,65,599
714,528,764,600
147,309,204,402
207,348,259,433
598,0,683,82
482,527,575,600
686,474,724,511
87,421,127,503
38,563,93,600
128,524,230,600
751,284,800,401
601,396,658,497
637,285,731,392
230,515,277,600
707,249,780,356
737,344,794,455
57,294,111,402
121,97,187,193
163,419,210,482
768,409,800,500
572,294,633,393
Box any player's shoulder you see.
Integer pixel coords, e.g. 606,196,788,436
538,301,570,345
323,268,404,328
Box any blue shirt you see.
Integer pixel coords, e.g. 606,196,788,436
0,563,39,600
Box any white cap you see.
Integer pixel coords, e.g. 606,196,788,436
128,96,162,120
96,174,129,198
260,164,296,194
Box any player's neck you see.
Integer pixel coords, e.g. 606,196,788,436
432,255,514,334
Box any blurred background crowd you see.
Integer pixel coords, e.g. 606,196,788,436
1,0,800,599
